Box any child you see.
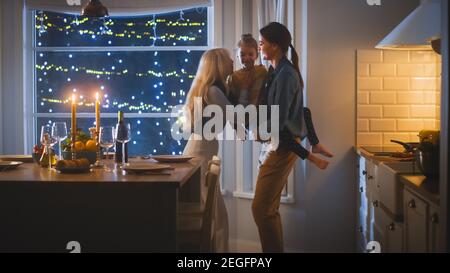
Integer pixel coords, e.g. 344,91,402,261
228,33,333,169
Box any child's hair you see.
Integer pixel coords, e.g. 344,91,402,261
260,22,304,88
237,33,258,53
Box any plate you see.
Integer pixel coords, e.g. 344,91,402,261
56,166,91,174
123,163,172,174
0,161,23,172
151,155,195,163
0,155,33,163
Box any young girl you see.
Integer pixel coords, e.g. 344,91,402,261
228,33,333,169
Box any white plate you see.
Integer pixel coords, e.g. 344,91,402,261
0,161,23,172
151,155,195,163
123,163,172,174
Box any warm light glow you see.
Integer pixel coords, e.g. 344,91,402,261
95,92,100,101
72,94,76,104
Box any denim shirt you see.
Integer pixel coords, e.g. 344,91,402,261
263,57,307,139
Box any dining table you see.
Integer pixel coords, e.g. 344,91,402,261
0,158,202,253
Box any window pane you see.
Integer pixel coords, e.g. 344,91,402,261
36,50,202,113
36,117,187,156
35,8,208,47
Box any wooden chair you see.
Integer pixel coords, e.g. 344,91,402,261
178,170,219,252
179,156,221,215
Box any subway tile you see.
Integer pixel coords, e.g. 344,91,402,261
397,119,424,131
384,78,410,90
383,133,411,145
423,92,437,104
409,133,420,143
358,105,383,118
358,64,369,76
436,77,441,91
384,105,410,118
411,105,437,118
410,51,436,63
397,92,424,104
411,77,438,90
423,119,437,130
370,91,396,104
383,50,409,63
436,120,441,129
357,133,382,146
436,92,441,105
370,119,396,131
358,78,383,90
358,50,383,63
370,64,396,76
397,64,436,77
358,92,370,104
357,119,369,132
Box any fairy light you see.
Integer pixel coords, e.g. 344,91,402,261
35,9,206,155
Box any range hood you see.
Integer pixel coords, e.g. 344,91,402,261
376,0,441,51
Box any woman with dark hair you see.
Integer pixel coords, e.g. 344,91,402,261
252,22,330,253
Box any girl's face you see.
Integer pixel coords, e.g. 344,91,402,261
224,56,234,77
238,45,258,69
259,36,277,61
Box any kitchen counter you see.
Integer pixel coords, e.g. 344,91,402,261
400,175,440,206
355,146,413,166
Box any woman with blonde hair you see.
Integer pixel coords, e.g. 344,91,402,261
183,48,234,252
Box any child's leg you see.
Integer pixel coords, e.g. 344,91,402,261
303,107,319,145
303,107,334,158
278,129,329,170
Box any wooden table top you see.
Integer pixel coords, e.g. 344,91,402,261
0,158,201,186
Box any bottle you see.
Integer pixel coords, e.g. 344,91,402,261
115,111,129,163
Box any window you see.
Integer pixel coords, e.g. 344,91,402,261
32,7,210,156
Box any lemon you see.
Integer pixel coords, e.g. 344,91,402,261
74,141,85,152
85,140,98,152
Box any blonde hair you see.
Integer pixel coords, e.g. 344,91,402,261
184,48,232,127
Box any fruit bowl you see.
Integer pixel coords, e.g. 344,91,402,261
62,151,97,165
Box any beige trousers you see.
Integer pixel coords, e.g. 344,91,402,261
252,146,298,253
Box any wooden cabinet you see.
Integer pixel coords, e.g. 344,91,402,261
356,155,377,252
428,204,440,253
404,188,439,253
373,201,403,253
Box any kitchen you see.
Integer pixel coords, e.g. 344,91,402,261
0,0,448,254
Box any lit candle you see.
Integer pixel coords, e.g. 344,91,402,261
95,92,101,141
71,94,77,151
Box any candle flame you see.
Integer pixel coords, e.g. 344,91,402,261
72,94,76,103
95,92,100,101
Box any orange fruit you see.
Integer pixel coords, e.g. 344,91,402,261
85,140,98,152
74,141,85,151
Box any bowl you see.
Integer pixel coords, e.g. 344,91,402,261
62,151,97,165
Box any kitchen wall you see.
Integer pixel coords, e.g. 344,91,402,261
0,0,3,154
357,49,442,146
305,0,419,252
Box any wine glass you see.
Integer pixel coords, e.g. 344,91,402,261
100,126,115,171
52,122,68,160
115,122,131,166
40,125,57,170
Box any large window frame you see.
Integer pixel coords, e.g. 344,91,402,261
24,6,214,155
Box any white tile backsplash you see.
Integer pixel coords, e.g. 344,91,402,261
357,49,441,146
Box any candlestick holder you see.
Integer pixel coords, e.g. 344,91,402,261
90,127,103,168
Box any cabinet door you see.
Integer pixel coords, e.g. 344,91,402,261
428,205,440,253
404,190,428,253
373,201,403,253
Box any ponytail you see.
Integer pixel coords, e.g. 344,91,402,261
289,44,304,89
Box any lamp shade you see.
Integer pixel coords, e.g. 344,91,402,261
376,0,441,50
